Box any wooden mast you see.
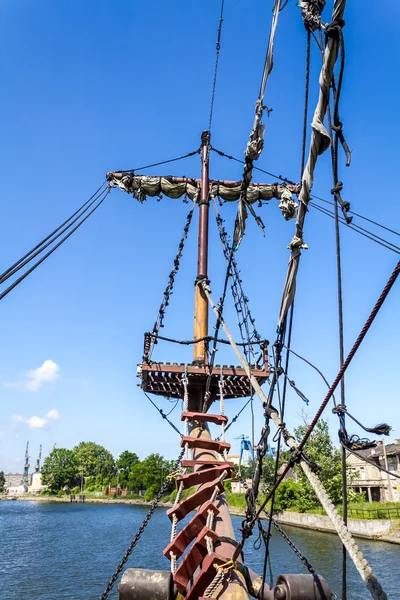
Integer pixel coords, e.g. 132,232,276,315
193,130,210,364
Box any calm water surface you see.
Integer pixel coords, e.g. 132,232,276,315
0,501,399,599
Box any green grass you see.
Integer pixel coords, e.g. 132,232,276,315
285,502,400,520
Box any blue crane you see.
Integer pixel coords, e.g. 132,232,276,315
235,435,254,471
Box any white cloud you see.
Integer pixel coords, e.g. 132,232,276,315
3,360,60,392
12,414,24,423
0,430,6,440
25,360,60,391
46,409,60,421
26,416,47,430
10,409,61,431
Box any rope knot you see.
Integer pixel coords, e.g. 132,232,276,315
332,405,347,415
331,181,343,195
325,19,345,39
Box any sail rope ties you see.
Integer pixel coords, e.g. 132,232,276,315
199,277,391,600
236,0,284,248
278,0,348,329
0,183,110,302
99,448,185,600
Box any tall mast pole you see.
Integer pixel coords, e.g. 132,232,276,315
193,130,210,364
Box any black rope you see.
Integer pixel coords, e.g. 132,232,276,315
114,148,201,174
146,203,196,362
211,146,400,254
310,193,400,238
208,0,225,133
283,344,336,405
1,186,108,284
216,398,253,442
145,331,265,349
300,32,311,180
0,182,107,284
325,18,349,597
309,201,400,254
0,187,111,302
143,392,182,437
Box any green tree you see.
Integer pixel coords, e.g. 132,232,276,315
41,448,79,493
73,441,116,482
0,471,5,493
117,451,139,487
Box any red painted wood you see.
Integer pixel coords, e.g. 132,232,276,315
176,465,232,490
166,476,225,522
181,436,231,455
184,552,226,600
181,460,234,469
163,501,219,560
173,527,218,593
181,411,228,425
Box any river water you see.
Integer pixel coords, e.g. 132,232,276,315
0,501,398,599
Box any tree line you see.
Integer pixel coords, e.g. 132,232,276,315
240,419,362,512
41,442,175,500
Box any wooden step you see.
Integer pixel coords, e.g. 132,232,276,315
173,527,219,593
163,501,219,561
176,465,231,490
181,436,231,455
181,459,234,469
181,411,228,425
184,552,226,600
166,475,225,522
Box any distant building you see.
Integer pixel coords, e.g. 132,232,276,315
347,440,400,503
29,472,45,495
7,484,28,496
4,473,23,489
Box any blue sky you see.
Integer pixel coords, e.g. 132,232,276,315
1,1,399,473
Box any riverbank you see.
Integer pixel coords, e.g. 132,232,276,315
3,494,399,544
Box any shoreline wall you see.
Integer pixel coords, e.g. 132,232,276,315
275,511,393,540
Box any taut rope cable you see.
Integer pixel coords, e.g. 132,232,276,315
309,201,400,254
0,187,111,302
211,146,400,247
0,184,108,284
208,0,225,133
114,148,201,174
0,182,107,283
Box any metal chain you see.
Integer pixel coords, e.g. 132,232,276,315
146,204,196,361
99,448,185,600
214,204,262,365
239,476,317,576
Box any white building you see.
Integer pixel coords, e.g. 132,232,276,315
347,440,400,503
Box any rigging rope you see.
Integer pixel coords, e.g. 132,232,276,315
200,279,388,599
278,0,348,329
143,392,182,437
0,186,111,302
309,201,400,254
236,0,283,247
114,148,201,174
211,146,400,255
145,202,196,362
208,0,225,133
0,182,107,284
326,19,349,596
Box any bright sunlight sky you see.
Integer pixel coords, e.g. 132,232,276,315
0,1,399,471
